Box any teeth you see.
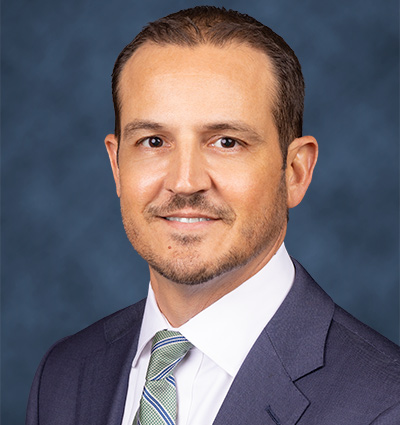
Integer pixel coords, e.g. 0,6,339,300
165,217,211,223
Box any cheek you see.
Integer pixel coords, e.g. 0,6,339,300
214,159,283,208
118,161,165,210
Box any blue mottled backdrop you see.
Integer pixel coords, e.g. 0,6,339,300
2,0,399,423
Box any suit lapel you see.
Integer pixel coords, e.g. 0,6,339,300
213,331,309,424
77,300,146,425
214,260,335,425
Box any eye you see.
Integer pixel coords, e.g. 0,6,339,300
213,137,238,148
141,136,164,148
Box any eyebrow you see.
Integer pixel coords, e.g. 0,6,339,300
123,120,164,139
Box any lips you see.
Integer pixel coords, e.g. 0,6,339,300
164,217,212,223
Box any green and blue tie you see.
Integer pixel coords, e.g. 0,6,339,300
134,330,193,425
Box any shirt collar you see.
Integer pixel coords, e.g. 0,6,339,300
132,285,171,369
133,243,294,377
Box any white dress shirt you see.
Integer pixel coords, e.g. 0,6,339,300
121,243,294,425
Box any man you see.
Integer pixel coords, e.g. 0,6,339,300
26,6,400,425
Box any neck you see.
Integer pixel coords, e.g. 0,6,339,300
149,230,286,327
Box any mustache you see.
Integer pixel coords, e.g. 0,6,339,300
144,193,236,224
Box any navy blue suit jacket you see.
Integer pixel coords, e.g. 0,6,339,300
26,261,400,424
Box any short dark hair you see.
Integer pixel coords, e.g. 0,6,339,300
111,6,304,160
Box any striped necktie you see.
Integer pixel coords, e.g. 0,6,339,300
134,330,193,425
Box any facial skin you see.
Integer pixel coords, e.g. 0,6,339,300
105,42,318,325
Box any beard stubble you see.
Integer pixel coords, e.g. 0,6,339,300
121,175,288,285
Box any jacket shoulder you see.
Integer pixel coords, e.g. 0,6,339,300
51,298,146,359
332,304,400,374
298,302,400,422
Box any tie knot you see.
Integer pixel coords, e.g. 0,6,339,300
146,330,193,382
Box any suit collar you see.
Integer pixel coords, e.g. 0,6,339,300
103,299,146,344
266,259,334,381
214,259,334,424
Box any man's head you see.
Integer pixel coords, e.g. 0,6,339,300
111,6,305,161
105,7,317,287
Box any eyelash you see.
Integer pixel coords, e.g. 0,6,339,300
139,136,165,148
211,137,240,148
137,136,243,149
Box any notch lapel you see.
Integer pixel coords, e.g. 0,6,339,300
213,331,309,425
214,260,334,425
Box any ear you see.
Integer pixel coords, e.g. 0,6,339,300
285,136,318,209
104,134,121,197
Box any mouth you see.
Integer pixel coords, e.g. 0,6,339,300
159,210,218,227
145,195,236,226
164,217,212,223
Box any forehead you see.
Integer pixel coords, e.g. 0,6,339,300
117,42,278,135
119,41,277,103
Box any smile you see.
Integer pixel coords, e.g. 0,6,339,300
164,217,211,223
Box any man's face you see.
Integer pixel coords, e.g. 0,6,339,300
107,42,289,285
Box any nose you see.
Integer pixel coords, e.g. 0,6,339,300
164,141,212,195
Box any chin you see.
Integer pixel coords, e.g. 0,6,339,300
146,245,260,286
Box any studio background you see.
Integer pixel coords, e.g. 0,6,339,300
2,0,399,423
